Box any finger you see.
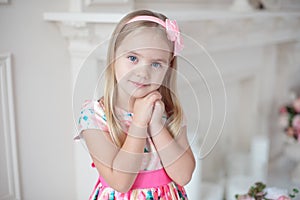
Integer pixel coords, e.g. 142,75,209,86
154,101,165,113
155,100,164,106
151,90,162,96
147,92,162,103
146,90,162,99
154,100,165,108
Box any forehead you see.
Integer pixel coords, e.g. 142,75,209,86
116,27,172,55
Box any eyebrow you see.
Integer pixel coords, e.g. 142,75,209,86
125,50,169,64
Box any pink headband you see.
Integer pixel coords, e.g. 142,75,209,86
126,16,184,56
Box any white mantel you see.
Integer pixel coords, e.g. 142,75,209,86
44,10,300,81
44,9,300,200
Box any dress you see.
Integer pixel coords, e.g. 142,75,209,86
75,99,188,200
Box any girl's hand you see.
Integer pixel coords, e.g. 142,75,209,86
149,100,165,137
132,91,162,127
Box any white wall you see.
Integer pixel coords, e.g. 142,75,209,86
0,0,76,199
1,1,300,199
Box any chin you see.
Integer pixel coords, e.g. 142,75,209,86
129,91,151,99
130,88,159,98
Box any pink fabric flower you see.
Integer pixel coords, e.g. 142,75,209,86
165,19,184,56
292,114,300,131
293,98,300,112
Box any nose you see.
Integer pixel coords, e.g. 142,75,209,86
135,64,150,79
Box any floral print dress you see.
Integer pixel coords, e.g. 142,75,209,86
75,99,188,200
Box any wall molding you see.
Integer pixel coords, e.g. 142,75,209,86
0,53,21,200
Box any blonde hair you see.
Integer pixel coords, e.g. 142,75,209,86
104,10,184,147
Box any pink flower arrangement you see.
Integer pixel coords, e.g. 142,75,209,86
279,97,300,142
235,182,299,200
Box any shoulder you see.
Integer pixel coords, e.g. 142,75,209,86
75,98,108,139
80,99,106,121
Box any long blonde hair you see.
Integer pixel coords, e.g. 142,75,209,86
104,10,184,147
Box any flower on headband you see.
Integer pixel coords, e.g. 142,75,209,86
165,19,184,56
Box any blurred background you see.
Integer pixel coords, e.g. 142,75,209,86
1,0,300,199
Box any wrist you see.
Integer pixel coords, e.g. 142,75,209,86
149,122,164,137
128,121,148,139
132,118,148,128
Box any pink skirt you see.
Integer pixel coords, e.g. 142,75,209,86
89,169,188,200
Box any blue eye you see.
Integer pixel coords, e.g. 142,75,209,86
151,62,161,68
128,55,138,63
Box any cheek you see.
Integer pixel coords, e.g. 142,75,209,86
150,74,166,92
152,75,164,85
115,60,131,83
115,68,123,83
152,68,169,84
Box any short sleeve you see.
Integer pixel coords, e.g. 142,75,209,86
74,100,109,140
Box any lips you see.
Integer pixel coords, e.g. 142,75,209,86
130,80,150,88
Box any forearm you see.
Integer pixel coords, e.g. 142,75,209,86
106,136,145,191
108,123,148,190
151,127,195,186
83,123,147,192
113,123,147,173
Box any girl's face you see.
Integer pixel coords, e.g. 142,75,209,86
114,27,172,100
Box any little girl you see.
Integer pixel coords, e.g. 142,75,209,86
76,10,195,200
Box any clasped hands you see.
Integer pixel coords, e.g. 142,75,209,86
131,90,165,138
